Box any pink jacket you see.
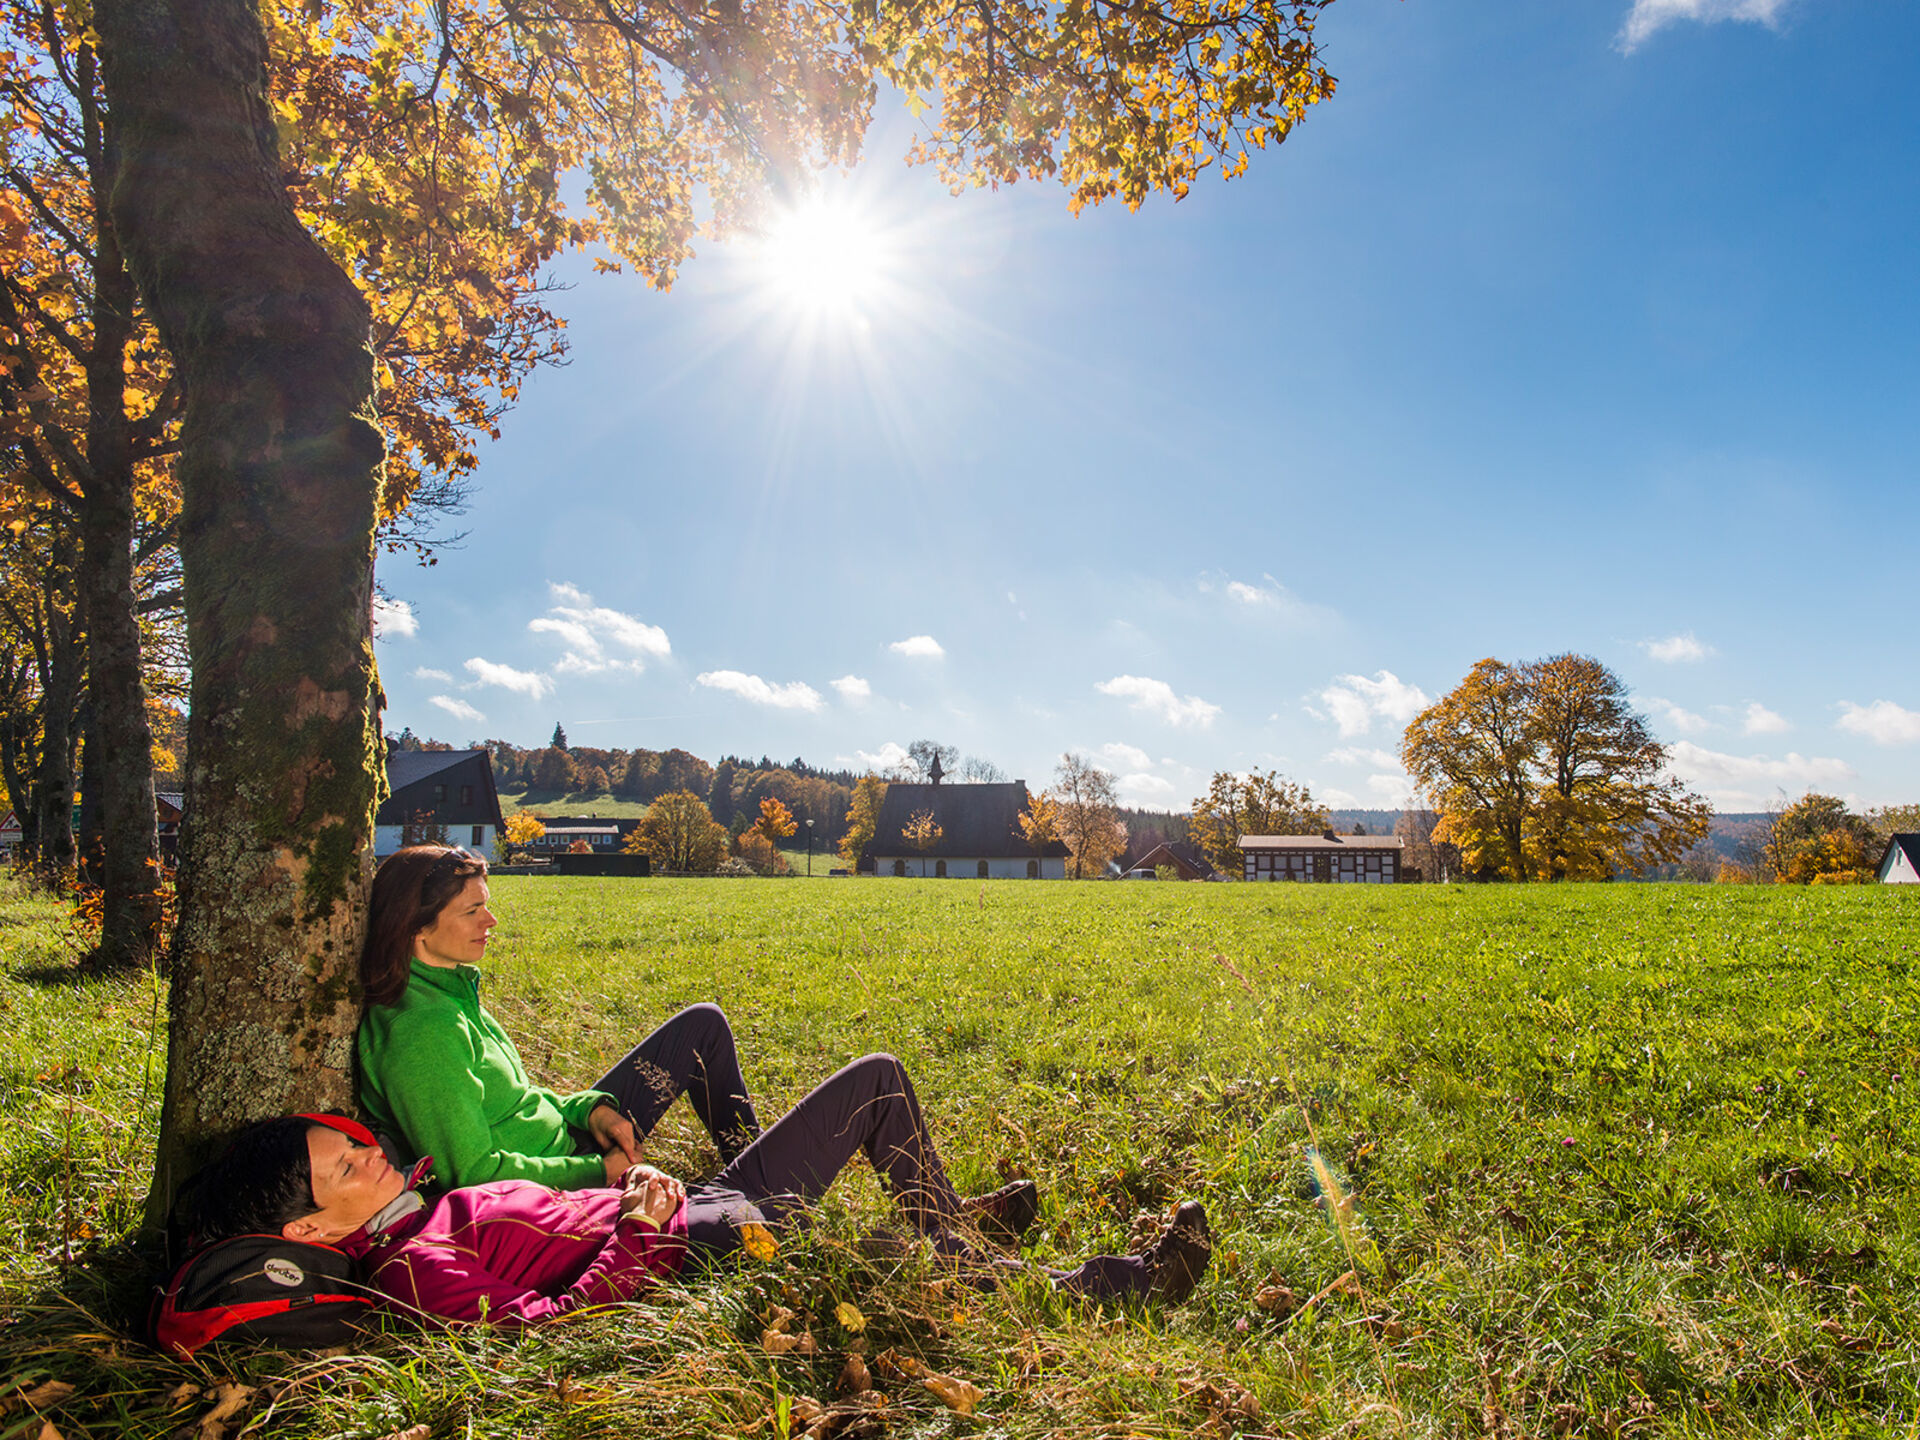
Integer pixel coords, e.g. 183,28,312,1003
345,1177,688,1327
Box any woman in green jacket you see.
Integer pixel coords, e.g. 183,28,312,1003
357,845,762,1189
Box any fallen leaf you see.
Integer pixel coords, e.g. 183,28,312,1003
921,1373,982,1416
833,1301,865,1333
741,1223,779,1260
197,1383,255,1440
374,1427,430,1440
836,1355,872,1395
762,1328,817,1356
1253,1284,1298,1315
164,1383,202,1407
35,1423,64,1440
11,1382,75,1409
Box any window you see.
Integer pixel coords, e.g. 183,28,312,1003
893,859,907,877
471,825,484,846
460,785,473,806
978,860,990,879
935,860,947,878
1026,860,1039,879
432,783,447,802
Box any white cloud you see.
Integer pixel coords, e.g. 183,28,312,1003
889,635,945,659
1099,741,1154,771
1367,772,1416,805
1315,670,1430,738
1642,631,1715,664
1117,772,1177,806
428,695,485,725
1096,675,1221,729
831,675,872,703
464,656,553,700
1837,700,1920,746
841,741,911,773
1619,0,1791,53
412,667,452,683
1667,741,1854,807
371,597,417,639
1326,746,1402,769
696,670,824,712
1646,697,1712,734
1743,702,1790,735
1203,571,1335,626
528,583,670,675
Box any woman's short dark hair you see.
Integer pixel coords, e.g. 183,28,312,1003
181,1117,319,1244
360,845,488,1008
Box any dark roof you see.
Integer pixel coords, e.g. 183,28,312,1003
1881,834,1920,872
378,749,504,828
864,782,1069,861
385,749,479,791
1130,842,1212,880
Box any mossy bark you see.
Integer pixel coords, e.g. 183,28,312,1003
93,0,388,1218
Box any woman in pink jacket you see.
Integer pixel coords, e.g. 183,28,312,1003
188,1056,1212,1325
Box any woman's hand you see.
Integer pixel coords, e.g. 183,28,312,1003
618,1164,685,1228
588,1104,641,1164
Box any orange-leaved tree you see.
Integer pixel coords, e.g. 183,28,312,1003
840,774,886,868
88,0,1348,1195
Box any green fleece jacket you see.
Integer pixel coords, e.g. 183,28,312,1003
357,960,612,1190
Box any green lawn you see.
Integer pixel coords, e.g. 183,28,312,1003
498,787,650,818
3,876,1917,1437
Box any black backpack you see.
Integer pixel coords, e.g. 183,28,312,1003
148,1233,376,1358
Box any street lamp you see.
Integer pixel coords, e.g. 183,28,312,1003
806,818,815,876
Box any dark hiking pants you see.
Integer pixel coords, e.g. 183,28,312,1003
591,1003,762,1163
678,1052,1156,1299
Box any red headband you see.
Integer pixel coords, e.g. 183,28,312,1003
296,1112,377,1147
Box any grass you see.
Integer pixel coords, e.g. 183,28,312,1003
3,875,1919,1437
498,788,650,818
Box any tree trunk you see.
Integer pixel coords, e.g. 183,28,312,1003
79,158,166,969
31,566,83,881
94,0,388,1220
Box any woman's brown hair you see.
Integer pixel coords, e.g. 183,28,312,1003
360,845,489,1008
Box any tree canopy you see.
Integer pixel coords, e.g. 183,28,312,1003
1187,768,1326,878
1401,654,1711,882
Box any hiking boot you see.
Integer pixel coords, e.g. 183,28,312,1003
1143,1200,1212,1303
961,1180,1040,1248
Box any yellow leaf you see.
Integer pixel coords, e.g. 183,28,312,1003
740,1222,778,1260
834,1301,866,1333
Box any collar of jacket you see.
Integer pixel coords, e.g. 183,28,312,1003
407,958,483,1004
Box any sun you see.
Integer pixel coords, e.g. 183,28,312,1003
750,195,894,319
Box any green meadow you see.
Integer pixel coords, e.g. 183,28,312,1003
2,875,1918,1438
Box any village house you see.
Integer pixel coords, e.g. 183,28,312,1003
862,766,1069,878
375,748,505,859
1122,841,1216,881
1239,830,1409,883
1878,834,1920,884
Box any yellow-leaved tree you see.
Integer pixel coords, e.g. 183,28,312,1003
840,774,886,869
1401,654,1711,882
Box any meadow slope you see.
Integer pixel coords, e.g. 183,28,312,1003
2,877,1916,1438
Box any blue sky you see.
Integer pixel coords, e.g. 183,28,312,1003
371,0,1920,814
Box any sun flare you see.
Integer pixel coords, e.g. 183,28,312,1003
751,196,894,319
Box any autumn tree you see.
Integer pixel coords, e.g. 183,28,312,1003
1052,752,1124,879
1766,793,1876,885
840,773,885,868
1187,769,1326,878
633,790,728,873
1402,655,1711,882
89,0,1344,1194
1018,789,1060,850
501,812,545,860
901,807,943,876
750,795,797,853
